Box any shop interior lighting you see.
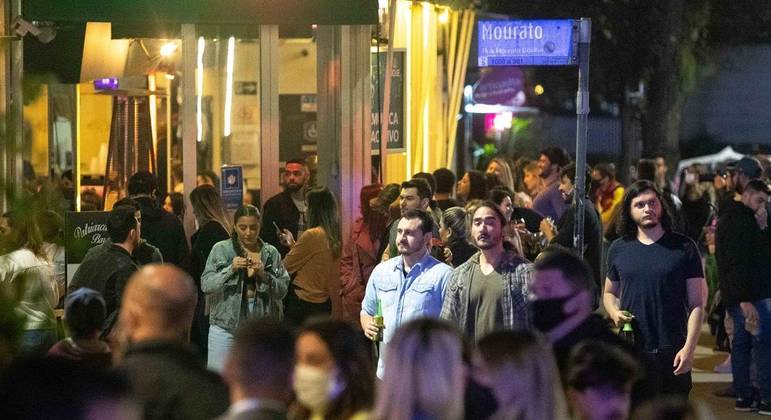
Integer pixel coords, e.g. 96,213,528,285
224,36,235,137
534,84,545,95
196,37,205,142
464,103,539,115
93,78,119,90
148,74,158,148
159,41,178,57
404,0,412,179
422,1,430,171
438,8,450,25
493,112,513,131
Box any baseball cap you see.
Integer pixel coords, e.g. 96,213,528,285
65,288,107,336
730,157,763,178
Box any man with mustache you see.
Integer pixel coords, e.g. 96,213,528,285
441,202,534,339
604,181,707,399
260,159,311,257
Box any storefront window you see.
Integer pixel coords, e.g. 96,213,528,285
278,26,317,187
188,34,262,205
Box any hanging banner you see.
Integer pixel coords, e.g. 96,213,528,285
477,19,578,66
371,50,406,154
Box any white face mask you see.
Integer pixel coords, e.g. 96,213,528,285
684,172,697,185
292,364,345,413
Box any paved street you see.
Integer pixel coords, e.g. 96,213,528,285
691,325,749,419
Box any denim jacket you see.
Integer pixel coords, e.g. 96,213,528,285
440,250,534,333
202,239,290,333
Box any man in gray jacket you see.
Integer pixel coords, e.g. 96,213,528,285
441,201,534,340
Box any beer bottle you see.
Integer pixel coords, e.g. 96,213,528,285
620,311,634,345
372,299,384,342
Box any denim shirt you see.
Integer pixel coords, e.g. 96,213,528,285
202,239,290,334
362,251,452,378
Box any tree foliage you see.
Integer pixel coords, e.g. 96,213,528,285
480,0,771,157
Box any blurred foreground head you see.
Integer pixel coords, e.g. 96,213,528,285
117,264,197,349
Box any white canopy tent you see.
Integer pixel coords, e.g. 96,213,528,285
676,146,745,176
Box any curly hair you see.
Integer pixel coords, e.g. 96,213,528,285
616,180,673,239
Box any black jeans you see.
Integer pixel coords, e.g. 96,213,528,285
284,285,332,327
649,347,692,399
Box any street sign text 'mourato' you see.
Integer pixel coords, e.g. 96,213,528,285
477,19,578,67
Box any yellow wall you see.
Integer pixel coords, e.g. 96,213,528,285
279,40,317,94
78,84,113,176
383,1,447,183
23,85,49,177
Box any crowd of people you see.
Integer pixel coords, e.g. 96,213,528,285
0,148,769,420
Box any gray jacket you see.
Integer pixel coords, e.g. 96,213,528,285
440,250,534,332
202,239,290,333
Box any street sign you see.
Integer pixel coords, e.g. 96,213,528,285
477,19,578,66
221,165,244,213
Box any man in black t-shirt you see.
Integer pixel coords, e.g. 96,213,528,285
604,181,707,399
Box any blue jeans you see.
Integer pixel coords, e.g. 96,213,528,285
728,299,771,402
20,329,57,355
207,325,233,373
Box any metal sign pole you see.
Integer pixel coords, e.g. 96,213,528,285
573,18,591,257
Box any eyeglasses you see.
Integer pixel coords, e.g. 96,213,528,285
135,216,142,224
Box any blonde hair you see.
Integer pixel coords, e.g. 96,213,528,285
189,185,233,233
488,157,516,192
373,319,466,420
477,330,569,420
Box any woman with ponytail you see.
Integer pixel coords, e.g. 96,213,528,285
201,204,290,372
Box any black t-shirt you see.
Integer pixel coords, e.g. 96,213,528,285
606,231,703,352
511,207,543,233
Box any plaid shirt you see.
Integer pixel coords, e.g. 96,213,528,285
440,250,534,334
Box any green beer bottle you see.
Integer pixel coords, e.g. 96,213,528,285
620,311,634,345
372,299,384,342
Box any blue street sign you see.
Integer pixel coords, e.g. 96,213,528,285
221,165,244,213
477,19,578,66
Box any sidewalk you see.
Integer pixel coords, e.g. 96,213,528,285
690,324,746,419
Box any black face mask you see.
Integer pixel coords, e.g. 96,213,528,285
531,295,573,333
590,179,601,191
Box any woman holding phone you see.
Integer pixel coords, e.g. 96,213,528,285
202,204,290,372
278,186,343,326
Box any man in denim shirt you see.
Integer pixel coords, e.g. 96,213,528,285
361,209,452,378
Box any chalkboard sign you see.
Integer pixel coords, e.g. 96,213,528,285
371,50,405,154
64,211,110,284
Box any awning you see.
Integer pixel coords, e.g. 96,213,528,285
23,0,378,27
